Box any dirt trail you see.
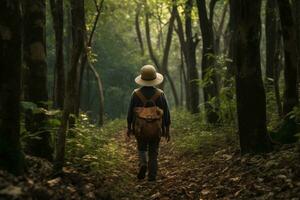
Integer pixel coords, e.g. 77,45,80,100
101,130,300,200
103,131,206,200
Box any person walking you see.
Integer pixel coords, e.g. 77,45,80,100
127,64,171,182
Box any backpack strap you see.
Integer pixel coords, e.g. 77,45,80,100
134,88,162,106
134,89,147,106
151,89,162,103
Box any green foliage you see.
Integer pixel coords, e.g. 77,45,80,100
171,109,237,154
198,54,236,124
66,113,126,173
20,101,61,149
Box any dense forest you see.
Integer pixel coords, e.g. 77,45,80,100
1,0,300,199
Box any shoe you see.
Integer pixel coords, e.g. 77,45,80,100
137,165,147,180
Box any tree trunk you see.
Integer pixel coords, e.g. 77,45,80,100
292,0,300,84
277,0,299,115
87,59,105,126
174,8,191,111
196,0,220,123
135,3,144,56
50,0,65,109
23,0,53,161
231,0,272,154
265,0,278,83
0,0,25,175
144,5,179,105
185,0,200,114
54,0,85,172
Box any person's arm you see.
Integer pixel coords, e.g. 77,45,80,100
161,93,171,141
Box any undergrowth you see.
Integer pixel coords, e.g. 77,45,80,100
65,109,239,174
171,108,238,155
66,114,126,174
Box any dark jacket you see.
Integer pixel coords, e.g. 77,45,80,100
127,86,171,130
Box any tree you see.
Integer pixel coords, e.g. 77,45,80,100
265,0,283,117
144,2,179,106
55,0,85,172
23,0,53,161
292,0,300,82
174,0,200,113
231,0,272,154
50,0,65,109
196,0,220,123
0,0,25,175
277,0,299,116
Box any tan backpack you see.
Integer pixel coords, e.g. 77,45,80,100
133,89,164,139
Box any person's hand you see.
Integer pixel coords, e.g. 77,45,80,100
126,129,133,139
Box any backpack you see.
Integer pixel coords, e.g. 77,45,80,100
133,89,164,140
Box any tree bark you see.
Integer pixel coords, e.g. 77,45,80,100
277,0,299,115
23,0,53,161
184,0,200,114
231,0,272,154
196,0,220,123
0,0,25,175
265,0,278,83
54,0,85,172
50,0,65,109
292,0,300,84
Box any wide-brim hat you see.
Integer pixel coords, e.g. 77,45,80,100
135,65,164,86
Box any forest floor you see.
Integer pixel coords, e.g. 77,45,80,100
1,123,300,200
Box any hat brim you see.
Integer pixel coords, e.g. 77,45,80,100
135,73,164,86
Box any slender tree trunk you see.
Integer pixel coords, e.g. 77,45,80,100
0,0,25,175
185,0,200,114
214,4,228,54
74,0,104,117
161,6,179,106
224,1,236,78
135,3,144,55
277,0,299,115
265,0,278,84
54,0,85,172
144,5,179,105
292,0,300,84
266,0,283,117
174,8,191,111
23,0,53,161
231,0,272,154
196,0,219,123
87,59,105,126
50,0,65,109
145,13,160,71
65,4,72,71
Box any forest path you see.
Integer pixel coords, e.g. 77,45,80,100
103,130,212,200
100,130,300,200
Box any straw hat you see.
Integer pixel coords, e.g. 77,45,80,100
135,65,164,86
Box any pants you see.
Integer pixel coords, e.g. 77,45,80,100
136,137,160,179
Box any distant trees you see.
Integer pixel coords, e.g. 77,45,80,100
0,0,25,175
231,0,273,153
